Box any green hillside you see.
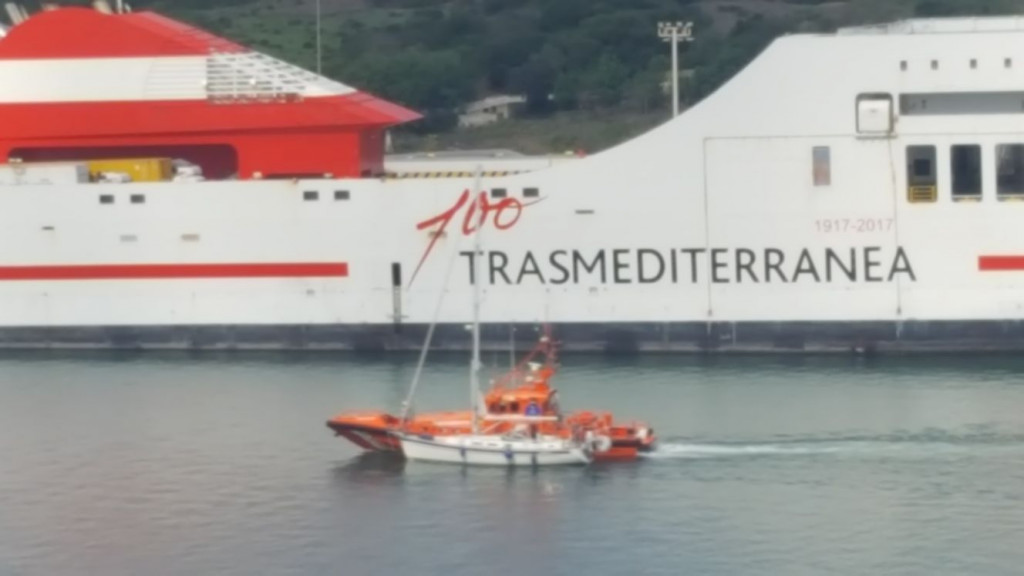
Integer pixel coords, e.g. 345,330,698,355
96,0,1024,152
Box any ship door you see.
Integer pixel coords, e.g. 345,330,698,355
856,93,894,135
906,146,937,203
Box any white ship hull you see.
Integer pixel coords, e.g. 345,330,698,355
4,16,1024,353
397,433,591,466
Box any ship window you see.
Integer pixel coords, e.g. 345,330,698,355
900,91,1024,115
812,146,831,187
996,144,1024,196
523,187,540,198
951,145,982,199
900,60,907,71
970,59,978,69
906,145,937,203
130,194,145,204
334,190,350,201
491,188,507,199
99,195,114,204
303,191,318,201
1007,58,1014,68
931,60,939,70
391,262,402,287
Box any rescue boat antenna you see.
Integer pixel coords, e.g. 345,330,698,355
470,165,484,434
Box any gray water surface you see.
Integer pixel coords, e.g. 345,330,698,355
1,351,1023,575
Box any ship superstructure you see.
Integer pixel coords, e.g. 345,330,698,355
0,3,418,179
1,4,1024,353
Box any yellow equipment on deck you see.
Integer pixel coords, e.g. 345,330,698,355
87,158,172,182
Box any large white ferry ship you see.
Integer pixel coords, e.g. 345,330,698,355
1,2,1023,353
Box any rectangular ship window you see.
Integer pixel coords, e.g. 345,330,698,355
99,194,114,205
334,190,350,201
901,91,1024,116
997,144,1024,197
303,191,318,201
906,145,937,203
951,145,982,199
491,188,507,199
523,187,540,198
812,146,831,187
130,194,145,204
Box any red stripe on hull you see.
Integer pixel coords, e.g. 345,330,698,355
337,430,383,452
978,256,1024,271
0,263,348,281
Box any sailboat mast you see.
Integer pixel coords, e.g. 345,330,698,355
470,166,483,434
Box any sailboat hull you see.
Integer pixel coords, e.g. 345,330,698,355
397,433,592,466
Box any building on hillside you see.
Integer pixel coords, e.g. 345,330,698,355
458,94,527,128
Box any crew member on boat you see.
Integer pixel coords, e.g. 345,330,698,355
526,400,541,438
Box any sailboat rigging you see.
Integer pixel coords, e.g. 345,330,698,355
326,174,657,465
390,167,613,466
470,167,483,435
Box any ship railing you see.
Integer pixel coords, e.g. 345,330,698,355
204,52,316,103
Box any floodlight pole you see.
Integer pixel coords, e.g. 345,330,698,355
316,0,322,74
658,21,694,117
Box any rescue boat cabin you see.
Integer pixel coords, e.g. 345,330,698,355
0,3,420,180
484,386,559,418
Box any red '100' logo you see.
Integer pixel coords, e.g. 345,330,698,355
409,189,542,286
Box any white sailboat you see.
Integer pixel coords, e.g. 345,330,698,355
397,425,598,466
393,168,610,467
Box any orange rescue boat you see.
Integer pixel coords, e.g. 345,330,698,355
327,327,656,461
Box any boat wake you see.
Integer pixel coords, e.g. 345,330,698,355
642,432,1024,460
644,442,846,458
